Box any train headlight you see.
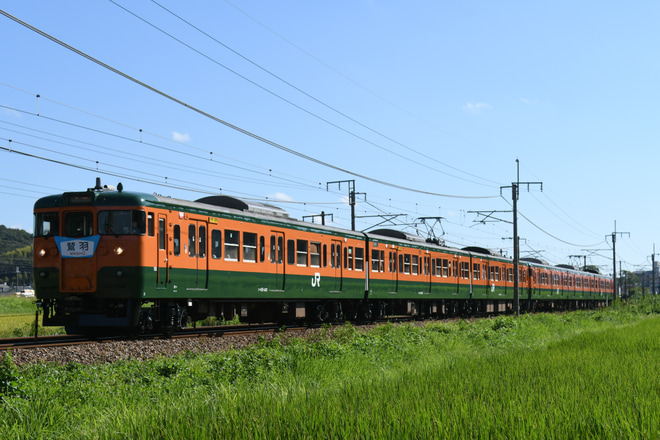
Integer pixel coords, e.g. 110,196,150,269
38,248,47,257
114,246,125,256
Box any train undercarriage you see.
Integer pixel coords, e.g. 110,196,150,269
39,295,608,336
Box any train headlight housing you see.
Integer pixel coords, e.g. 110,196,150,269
114,246,125,256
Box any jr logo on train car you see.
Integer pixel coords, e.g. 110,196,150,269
54,235,100,258
311,273,321,287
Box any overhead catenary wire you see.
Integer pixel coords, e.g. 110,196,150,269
0,8,496,200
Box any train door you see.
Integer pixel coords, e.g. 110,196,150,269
157,215,168,287
269,231,285,292
331,239,343,292
187,221,208,289
389,248,398,294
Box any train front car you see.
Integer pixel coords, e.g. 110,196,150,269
34,180,153,334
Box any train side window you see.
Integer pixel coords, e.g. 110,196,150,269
212,229,222,259
297,240,308,266
354,247,364,271
173,225,180,256
323,244,328,267
347,247,354,270
310,241,321,267
243,232,257,263
188,225,196,257
410,255,417,275
335,244,341,268
225,230,240,261
198,225,206,258
473,263,480,280
398,254,404,273
404,255,412,275
443,259,449,277
371,250,380,272
148,213,154,236
158,219,166,250
270,236,276,263
260,236,265,262
277,236,284,263
287,240,295,265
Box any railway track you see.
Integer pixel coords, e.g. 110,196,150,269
0,323,306,351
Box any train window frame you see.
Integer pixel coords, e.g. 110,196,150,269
460,261,470,279
410,255,417,275
243,232,257,263
354,247,364,271
371,249,380,272
310,241,321,268
297,240,308,267
260,236,266,263
188,224,196,257
158,218,166,250
35,211,60,237
65,211,94,238
173,225,181,256
148,212,155,237
211,229,222,259
225,230,240,261
98,210,146,236
473,263,480,280
198,225,206,259
287,240,295,265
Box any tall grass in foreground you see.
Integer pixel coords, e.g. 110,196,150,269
1,301,660,439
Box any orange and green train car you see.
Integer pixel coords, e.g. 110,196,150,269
33,180,612,334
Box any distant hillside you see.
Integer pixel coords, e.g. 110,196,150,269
0,225,33,286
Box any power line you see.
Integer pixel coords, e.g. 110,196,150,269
0,8,496,200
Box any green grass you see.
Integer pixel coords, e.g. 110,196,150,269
0,295,64,337
2,298,660,438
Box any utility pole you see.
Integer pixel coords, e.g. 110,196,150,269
327,180,365,231
653,244,657,296
500,159,542,316
608,222,630,303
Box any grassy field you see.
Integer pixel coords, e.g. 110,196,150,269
0,295,63,337
1,299,660,439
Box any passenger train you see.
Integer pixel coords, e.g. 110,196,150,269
32,179,612,334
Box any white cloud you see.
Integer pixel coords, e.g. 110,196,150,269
3,107,20,118
269,192,294,202
172,131,191,142
463,102,492,114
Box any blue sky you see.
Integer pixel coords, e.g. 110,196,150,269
1,1,658,279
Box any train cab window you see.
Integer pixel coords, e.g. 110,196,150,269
355,247,364,271
173,225,181,256
199,226,206,258
148,213,154,237
243,232,257,263
297,240,308,266
65,211,94,237
188,225,196,257
310,241,321,267
225,230,240,261
212,230,222,259
35,212,60,237
158,219,166,250
99,210,145,235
